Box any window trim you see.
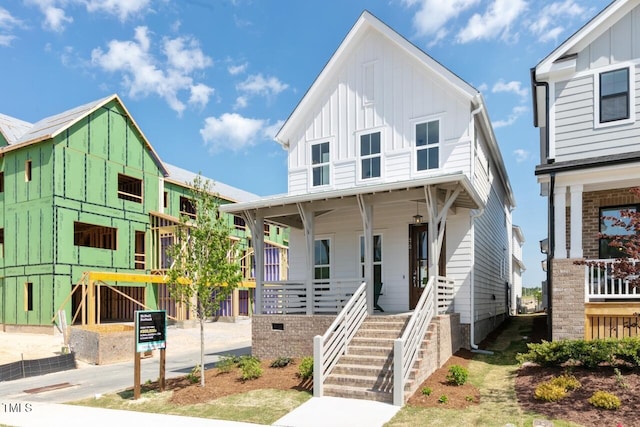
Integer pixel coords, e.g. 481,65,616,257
314,237,332,282
412,115,442,174
598,203,638,259
309,139,332,189
594,64,635,129
357,129,383,183
359,233,383,280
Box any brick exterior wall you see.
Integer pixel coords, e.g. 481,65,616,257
551,258,585,340
251,315,335,360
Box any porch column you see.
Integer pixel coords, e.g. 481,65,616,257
424,185,461,277
554,186,567,259
569,184,583,259
297,203,314,315
357,195,374,314
242,210,264,314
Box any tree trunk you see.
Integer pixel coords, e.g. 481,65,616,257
200,316,205,387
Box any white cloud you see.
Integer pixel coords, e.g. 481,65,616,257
164,36,213,73
228,63,248,76
189,83,214,108
91,26,214,115
405,0,480,39
0,35,15,46
234,96,248,110
492,80,528,100
529,0,586,43
84,0,151,22
0,7,23,29
237,74,288,96
457,0,527,43
493,105,528,128
200,113,271,152
25,0,73,32
514,149,530,163
476,82,488,92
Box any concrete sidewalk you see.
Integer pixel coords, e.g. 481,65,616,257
0,397,400,427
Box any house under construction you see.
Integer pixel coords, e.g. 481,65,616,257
0,94,288,332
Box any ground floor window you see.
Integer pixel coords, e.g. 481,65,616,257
599,205,637,258
314,239,330,281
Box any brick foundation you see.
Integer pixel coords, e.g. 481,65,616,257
251,315,335,359
551,258,585,340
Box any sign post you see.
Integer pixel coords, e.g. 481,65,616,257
134,310,166,399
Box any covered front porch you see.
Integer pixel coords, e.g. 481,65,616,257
220,173,482,319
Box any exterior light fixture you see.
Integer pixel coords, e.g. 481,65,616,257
413,201,423,224
539,238,548,254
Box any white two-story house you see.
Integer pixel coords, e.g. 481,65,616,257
221,11,515,405
532,0,640,341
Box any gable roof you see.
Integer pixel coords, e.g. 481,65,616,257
275,10,478,147
0,113,32,144
164,163,259,203
0,94,168,176
535,0,638,76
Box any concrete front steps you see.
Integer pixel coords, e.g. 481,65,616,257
323,315,411,403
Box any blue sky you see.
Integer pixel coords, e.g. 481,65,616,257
0,0,612,287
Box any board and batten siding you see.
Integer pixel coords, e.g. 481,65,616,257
286,28,473,195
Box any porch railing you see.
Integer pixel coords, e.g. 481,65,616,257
585,259,640,301
436,276,455,314
393,275,436,406
313,281,367,398
260,279,362,314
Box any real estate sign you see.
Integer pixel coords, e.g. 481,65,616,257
135,310,166,353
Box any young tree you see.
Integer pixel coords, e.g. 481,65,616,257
165,174,242,387
594,187,640,289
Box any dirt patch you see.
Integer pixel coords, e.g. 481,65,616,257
515,364,640,426
406,349,480,408
137,359,312,405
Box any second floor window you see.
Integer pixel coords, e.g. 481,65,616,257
360,132,381,179
312,142,330,187
118,174,143,203
179,196,196,219
416,120,439,171
600,68,629,123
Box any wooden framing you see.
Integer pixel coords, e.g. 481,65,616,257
54,271,256,326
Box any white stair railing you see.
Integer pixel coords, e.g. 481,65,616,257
313,281,368,397
393,276,436,406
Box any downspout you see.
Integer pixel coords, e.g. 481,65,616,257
468,102,492,353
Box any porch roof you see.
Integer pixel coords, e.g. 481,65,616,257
219,172,483,228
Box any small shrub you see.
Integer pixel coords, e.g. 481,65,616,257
421,387,432,396
238,355,260,368
298,356,313,380
446,365,469,386
465,395,474,402
534,382,567,402
270,357,293,368
187,365,201,384
240,358,263,380
588,391,621,410
438,395,448,404
613,367,629,389
550,374,581,391
217,356,237,373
